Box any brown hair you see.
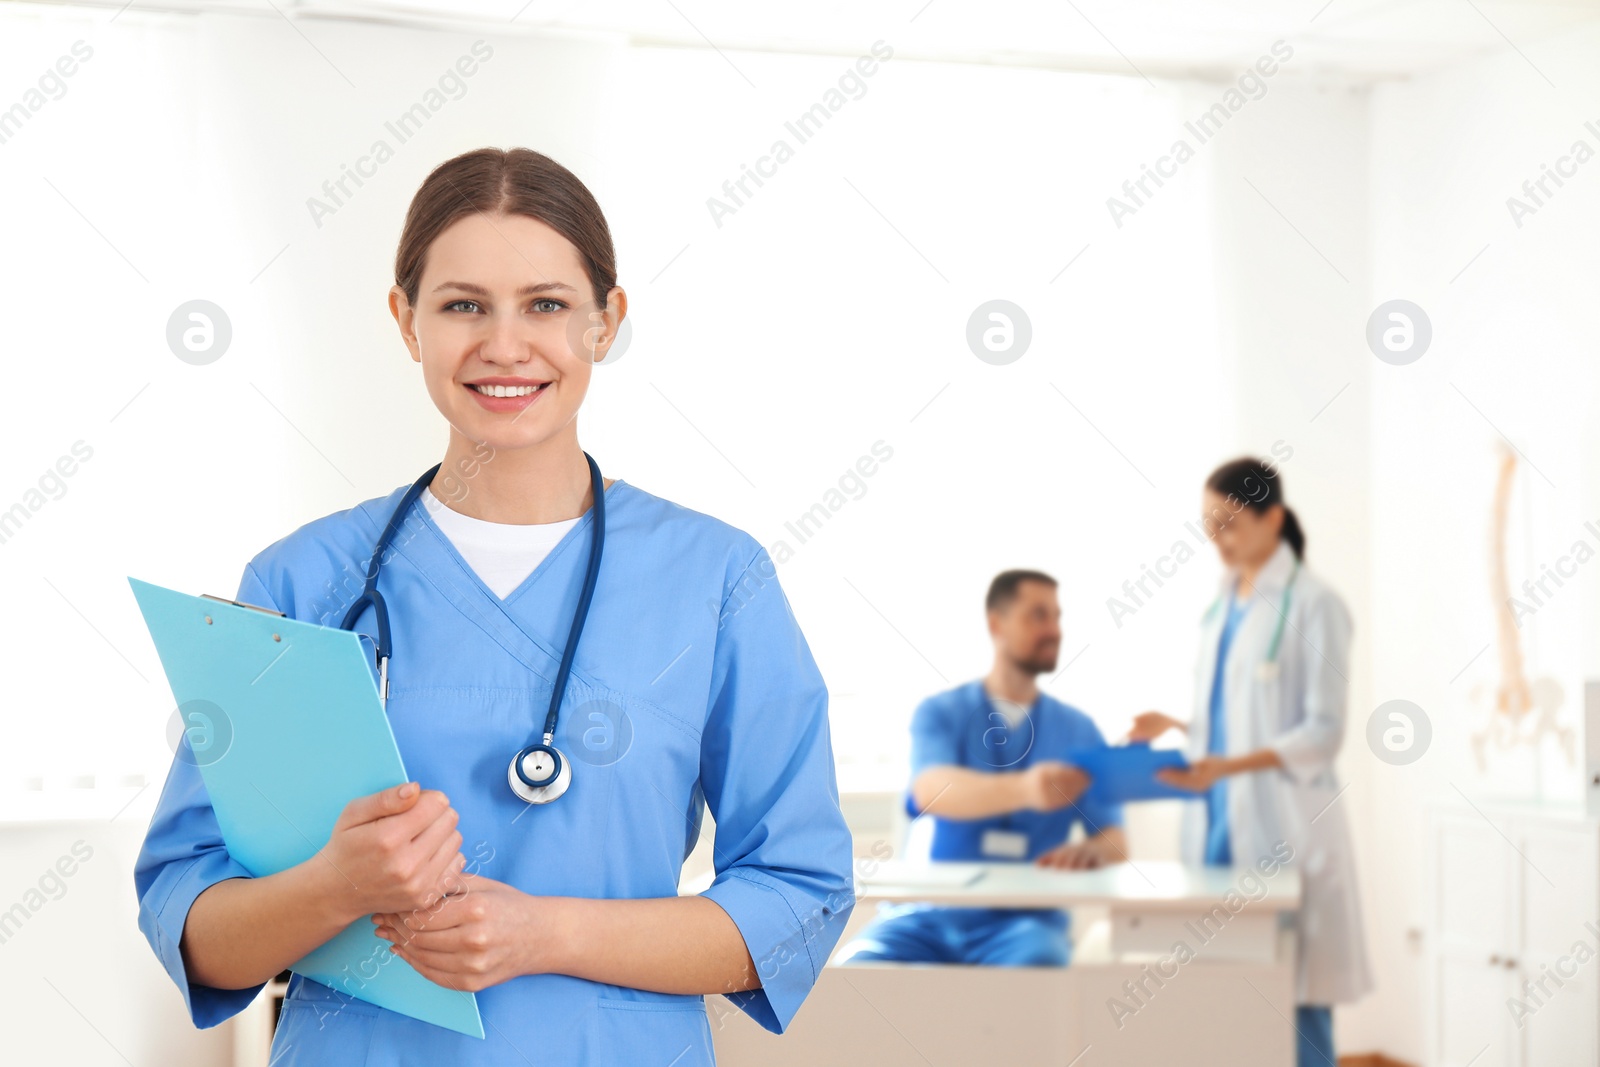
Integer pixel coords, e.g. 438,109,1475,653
986,569,1056,613
394,147,616,310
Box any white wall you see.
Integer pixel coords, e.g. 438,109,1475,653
0,6,623,790
1207,74,1384,1051
0,822,228,1066
1,6,1232,1062
1345,22,1600,1063
0,7,1232,797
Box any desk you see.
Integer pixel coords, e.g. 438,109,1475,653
698,859,1301,1066
859,859,1298,965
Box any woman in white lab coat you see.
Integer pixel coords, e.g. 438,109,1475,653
1131,457,1372,1067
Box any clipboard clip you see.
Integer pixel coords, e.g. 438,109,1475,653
350,630,390,706
199,593,388,705
200,593,287,618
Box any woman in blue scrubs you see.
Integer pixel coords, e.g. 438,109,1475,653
1133,457,1372,1067
133,147,856,1064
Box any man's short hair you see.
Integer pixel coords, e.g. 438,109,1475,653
986,569,1057,613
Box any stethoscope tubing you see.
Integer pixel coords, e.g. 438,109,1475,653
338,452,606,761
1201,558,1301,665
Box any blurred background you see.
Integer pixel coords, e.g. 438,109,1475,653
1,0,1598,1063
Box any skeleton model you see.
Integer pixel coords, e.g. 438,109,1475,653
1468,444,1573,772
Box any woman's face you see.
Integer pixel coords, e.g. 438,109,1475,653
389,211,624,453
1202,488,1282,571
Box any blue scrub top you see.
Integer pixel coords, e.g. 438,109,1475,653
902,680,1124,860
1204,591,1251,867
132,476,856,1065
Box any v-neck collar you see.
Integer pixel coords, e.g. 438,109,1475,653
418,478,626,609
384,478,628,692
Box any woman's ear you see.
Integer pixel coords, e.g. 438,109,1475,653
590,286,628,364
389,285,422,363
1266,502,1286,539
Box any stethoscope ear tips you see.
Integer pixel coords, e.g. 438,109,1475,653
508,743,571,804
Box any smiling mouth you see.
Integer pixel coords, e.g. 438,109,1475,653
469,382,550,397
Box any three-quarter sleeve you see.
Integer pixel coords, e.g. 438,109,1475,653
131,562,281,1027
695,544,856,1034
1265,589,1353,784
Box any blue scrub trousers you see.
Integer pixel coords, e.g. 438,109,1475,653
837,904,1070,966
1296,1006,1334,1066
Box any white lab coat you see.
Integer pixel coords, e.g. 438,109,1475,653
1179,540,1374,1006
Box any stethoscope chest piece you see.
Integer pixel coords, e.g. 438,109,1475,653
509,742,572,804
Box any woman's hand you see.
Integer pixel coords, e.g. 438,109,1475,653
324,782,466,918
1156,756,1232,793
1126,710,1185,742
372,873,553,993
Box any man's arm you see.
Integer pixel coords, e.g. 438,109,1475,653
910,762,1088,820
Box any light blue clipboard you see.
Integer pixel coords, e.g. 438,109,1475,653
128,577,484,1039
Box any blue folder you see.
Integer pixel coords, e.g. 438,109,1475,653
1065,742,1193,804
129,577,484,1039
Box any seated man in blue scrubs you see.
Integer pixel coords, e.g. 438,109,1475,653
836,569,1127,967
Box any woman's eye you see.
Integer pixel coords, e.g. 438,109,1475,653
532,298,565,313
444,299,480,313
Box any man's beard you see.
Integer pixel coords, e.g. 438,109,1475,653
1016,648,1057,675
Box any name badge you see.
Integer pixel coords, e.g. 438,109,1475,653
1256,661,1281,682
980,829,1029,859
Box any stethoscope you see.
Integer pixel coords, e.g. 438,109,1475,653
339,451,606,805
1202,558,1300,682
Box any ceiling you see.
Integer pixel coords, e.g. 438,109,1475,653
16,0,1600,81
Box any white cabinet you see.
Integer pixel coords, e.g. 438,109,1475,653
1427,805,1600,1067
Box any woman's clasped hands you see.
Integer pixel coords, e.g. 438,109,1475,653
323,780,561,993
